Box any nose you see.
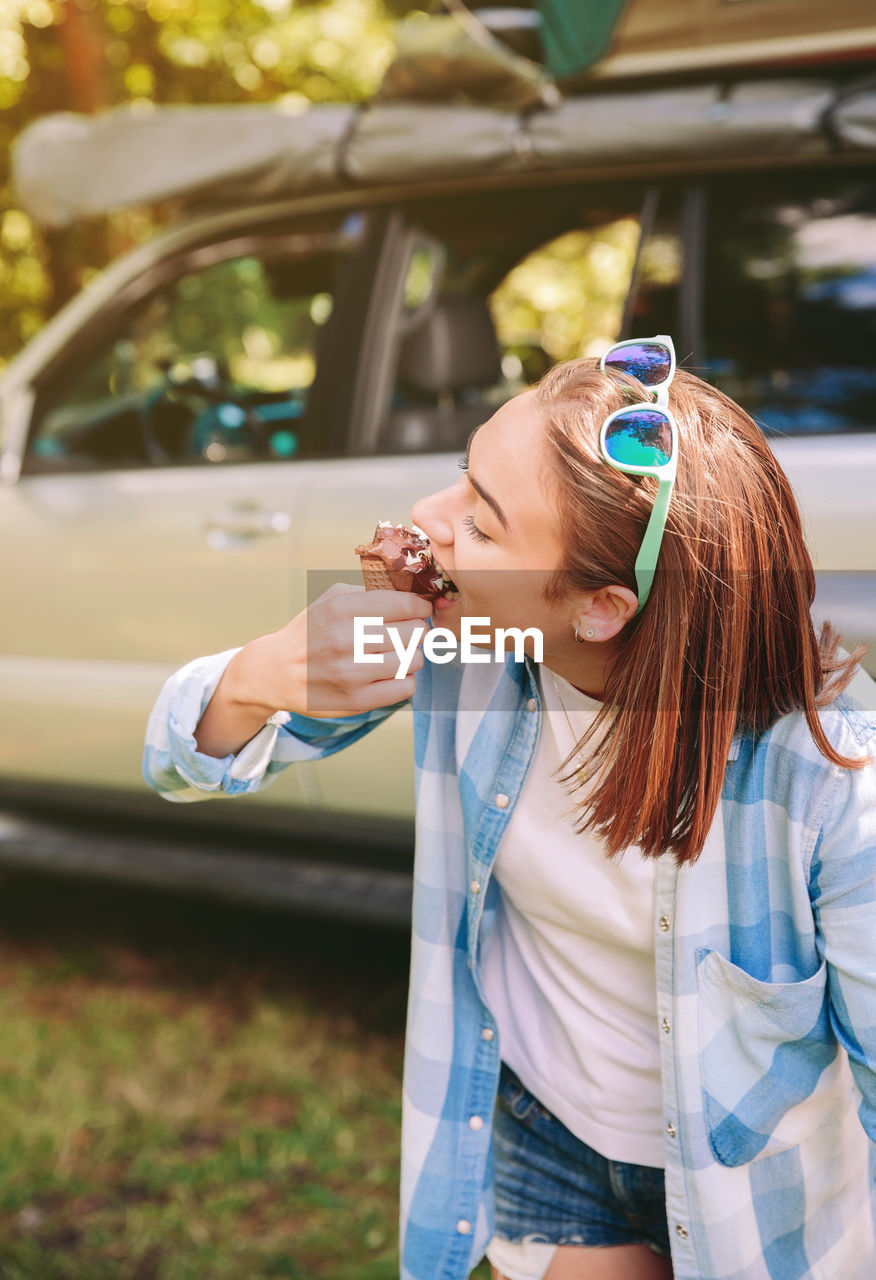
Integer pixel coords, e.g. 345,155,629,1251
411,482,457,549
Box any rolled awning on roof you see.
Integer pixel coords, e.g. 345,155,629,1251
11,74,876,230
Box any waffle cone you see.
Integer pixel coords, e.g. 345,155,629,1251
358,554,395,592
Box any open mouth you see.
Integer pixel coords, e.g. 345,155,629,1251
405,523,458,601
431,558,459,602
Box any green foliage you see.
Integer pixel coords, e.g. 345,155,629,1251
491,221,640,364
0,0,397,370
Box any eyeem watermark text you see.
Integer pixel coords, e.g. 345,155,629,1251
354,616,544,678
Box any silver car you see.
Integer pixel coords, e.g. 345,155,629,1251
1,79,875,921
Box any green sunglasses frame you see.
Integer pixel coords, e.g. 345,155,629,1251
598,334,678,616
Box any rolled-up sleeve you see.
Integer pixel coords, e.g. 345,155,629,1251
142,647,403,803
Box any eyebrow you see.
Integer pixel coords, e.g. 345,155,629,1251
464,424,510,533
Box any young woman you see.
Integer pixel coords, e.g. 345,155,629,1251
144,339,876,1280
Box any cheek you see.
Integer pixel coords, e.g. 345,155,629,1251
432,582,561,650
447,532,500,592
476,574,557,631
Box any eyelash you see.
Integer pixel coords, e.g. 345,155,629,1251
457,455,490,541
463,513,491,543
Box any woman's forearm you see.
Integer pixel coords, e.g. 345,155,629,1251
192,584,432,759
193,640,281,759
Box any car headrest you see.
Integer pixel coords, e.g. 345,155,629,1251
398,294,502,394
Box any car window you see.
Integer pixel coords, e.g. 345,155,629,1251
623,190,683,340
26,214,364,471
702,170,876,436
491,220,641,371
375,186,644,455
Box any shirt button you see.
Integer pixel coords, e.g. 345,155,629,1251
659,916,671,932
469,1115,484,1131
661,1017,671,1034
675,1223,689,1240
526,698,537,712
495,793,510,809
481,1027,494,1041
470,880,481,895
456,1219,472,1235
666,1121,677,1138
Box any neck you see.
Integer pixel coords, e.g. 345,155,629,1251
541,641,613,702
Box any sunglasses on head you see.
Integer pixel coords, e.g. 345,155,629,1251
598,335,678,617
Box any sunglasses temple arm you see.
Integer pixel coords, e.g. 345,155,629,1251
632,476,674,616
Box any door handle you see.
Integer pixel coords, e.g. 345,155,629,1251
204,504,292,550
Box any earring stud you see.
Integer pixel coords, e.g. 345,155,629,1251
574,624,595,643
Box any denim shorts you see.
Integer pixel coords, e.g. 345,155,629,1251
489,1062,671,1275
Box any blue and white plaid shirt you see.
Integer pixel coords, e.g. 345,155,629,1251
144,648,876,1280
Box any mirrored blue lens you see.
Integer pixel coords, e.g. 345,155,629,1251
603,342,672,386
604,409,673,467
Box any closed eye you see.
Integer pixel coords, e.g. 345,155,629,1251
463,513,490,543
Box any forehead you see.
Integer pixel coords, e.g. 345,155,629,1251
471,390,562,550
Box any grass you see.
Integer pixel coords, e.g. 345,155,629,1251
0,869,492,1280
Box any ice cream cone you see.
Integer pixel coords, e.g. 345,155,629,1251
355,522,453,600
358,554,395,591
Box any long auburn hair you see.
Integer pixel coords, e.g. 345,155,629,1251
536,358,869,865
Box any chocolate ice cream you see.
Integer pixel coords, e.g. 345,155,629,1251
355,521,458,601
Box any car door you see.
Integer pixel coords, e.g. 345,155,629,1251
0,209,377,804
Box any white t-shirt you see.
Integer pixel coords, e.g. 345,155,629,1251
480,667,665,1167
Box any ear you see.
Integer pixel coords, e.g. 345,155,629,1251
573,585,639,642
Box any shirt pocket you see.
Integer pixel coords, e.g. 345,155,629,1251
696,946,840,1167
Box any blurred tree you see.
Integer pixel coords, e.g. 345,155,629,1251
0,0,398,369
44,0,113,310
57,0,112,111
490,221,640,365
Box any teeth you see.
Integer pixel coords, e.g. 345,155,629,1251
431,561,458,598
